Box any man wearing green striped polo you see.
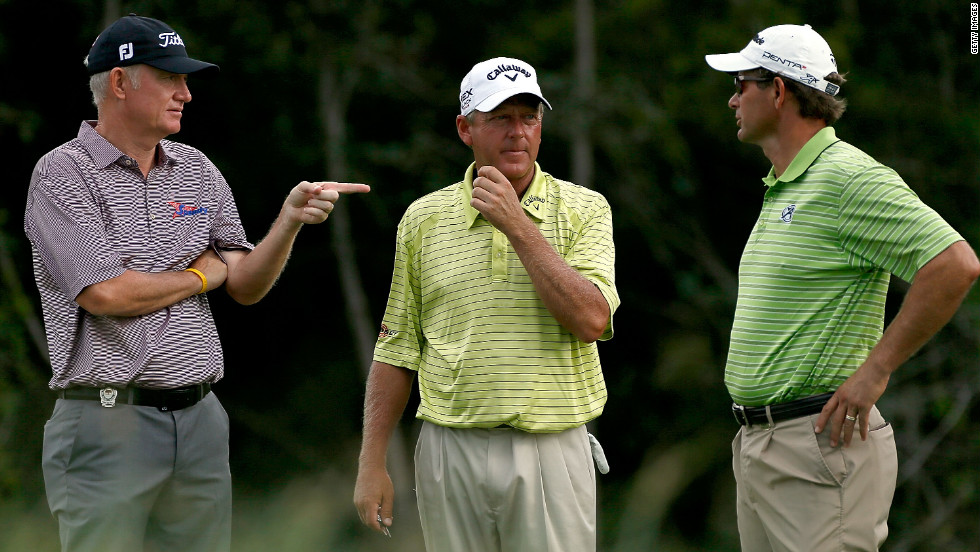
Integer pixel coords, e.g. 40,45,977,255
353,57,619,551
706,24,979,551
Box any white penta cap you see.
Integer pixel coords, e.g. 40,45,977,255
459,57,552,116
705,24,841,96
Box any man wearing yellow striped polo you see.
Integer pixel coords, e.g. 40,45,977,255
706,24,980,551
354,56,619,551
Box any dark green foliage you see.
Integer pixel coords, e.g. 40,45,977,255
0,1,976,550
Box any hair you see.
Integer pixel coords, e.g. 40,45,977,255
87,63,143,109
750,68,848,125
465,94,545,124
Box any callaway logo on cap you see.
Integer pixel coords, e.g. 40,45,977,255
459,57,552,116
705,24,840,96
85,14,218,76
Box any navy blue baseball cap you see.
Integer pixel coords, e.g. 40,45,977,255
85,14,218,76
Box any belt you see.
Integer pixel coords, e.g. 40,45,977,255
732,392,834,426
57,383,212,412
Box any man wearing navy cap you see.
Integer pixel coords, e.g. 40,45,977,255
705,24,979,551
25,14,368,552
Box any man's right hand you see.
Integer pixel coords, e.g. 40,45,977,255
353,362,414,536
353,464,394,536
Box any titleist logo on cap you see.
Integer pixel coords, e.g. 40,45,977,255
86,14,218,76
158,32,185,47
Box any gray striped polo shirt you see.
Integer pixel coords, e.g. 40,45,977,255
725,127,963,406
24,121,253,390
374,163,619,433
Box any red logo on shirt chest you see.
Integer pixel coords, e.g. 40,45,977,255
167,201,209,219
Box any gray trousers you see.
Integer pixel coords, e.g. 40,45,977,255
42,391,231,552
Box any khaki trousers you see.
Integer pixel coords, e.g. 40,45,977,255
733,406,897,552
415,422,597,552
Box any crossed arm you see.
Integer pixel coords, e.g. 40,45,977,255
76,181,369,315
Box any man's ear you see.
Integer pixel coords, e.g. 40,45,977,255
772,76,787,109
108,67,130,100
456,114,473,147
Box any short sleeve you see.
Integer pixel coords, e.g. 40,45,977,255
205,158,253,252
24,154,125,301
373,210,424,370
566,199,619,340
838,166,963,283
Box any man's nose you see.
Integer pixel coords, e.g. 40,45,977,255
177,80,192,102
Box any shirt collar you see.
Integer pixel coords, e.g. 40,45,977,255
762,126,839,187
461,162,548,228
78,120,178,170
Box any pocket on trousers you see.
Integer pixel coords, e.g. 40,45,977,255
867,414,898,491
42,400,85,514
806,418,846,486
42,400,84,470
862,407,897,487
867,406,890,434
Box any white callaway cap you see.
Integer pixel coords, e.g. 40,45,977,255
705,24,841,96
459,57,552,116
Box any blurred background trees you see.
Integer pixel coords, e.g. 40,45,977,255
0,0,977,550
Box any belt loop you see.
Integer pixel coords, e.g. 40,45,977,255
762,407,776,451
732,403,749,426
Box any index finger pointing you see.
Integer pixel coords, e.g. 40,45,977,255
314,182,371,194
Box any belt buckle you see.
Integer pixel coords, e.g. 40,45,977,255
99,388,118,408
732,403,749,426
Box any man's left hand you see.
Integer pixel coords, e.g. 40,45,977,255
285,181,371,225
814,361,891,448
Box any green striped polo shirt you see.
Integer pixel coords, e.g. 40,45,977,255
374,163,619,432
726,127,963,406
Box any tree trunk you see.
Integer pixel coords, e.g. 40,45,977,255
572,0,596,189
101,0,120,28
316,52,420,538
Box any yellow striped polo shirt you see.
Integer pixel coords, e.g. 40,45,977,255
725,127,963,406
374,163,619,432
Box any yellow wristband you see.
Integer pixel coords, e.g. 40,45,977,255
185,268,208,294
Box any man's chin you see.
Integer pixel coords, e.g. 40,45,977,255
496,157,533,175
499,165,532,181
